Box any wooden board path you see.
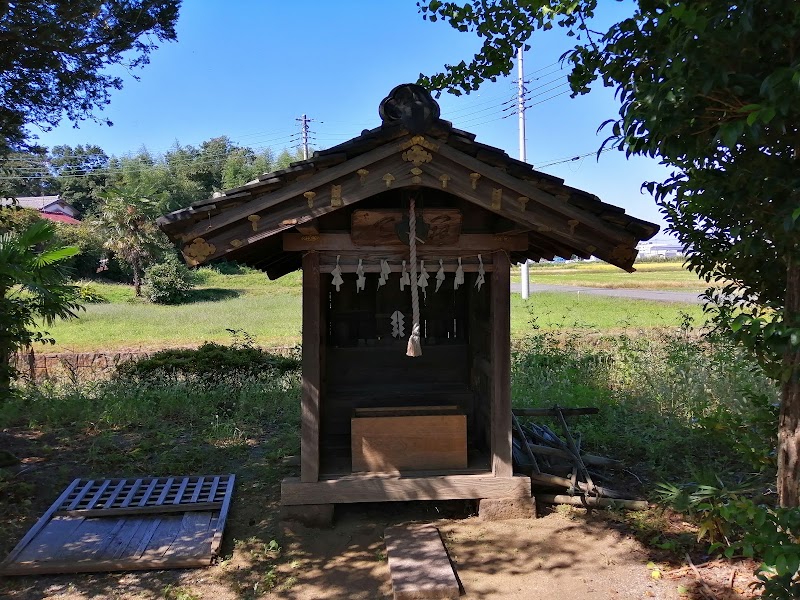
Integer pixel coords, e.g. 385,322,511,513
384,524,460,600
0,474,235,576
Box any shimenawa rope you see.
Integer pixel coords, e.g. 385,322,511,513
406,197,422,357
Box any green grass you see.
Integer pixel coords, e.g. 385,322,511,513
45,293,302,351
43,290,702,352
512,260,714,291
2,325,780,597
41,268,704,352
511,327,778,481
510,292,704,333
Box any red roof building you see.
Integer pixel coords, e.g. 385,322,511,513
39,212,81,225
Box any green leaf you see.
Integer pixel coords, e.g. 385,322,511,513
739,103,761,112
718,122,742,148
775,552,788,576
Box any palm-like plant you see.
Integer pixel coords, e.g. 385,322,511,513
96,182,165,296
0,220,82,395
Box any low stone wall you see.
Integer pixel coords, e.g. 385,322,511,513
11,345,298,382
11,349,153,382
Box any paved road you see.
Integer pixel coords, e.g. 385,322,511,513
511,282,702,303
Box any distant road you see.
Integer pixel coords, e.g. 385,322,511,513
511,282,702,304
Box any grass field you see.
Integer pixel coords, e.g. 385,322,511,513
512,260,714,291
6,263,784,599
40,264,706,352
1,325,779,599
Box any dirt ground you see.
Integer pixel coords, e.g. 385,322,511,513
0,505,760,600
0,427,760,600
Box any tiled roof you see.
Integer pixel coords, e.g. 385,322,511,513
159,84,658,274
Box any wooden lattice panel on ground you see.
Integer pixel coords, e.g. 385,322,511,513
0,474,234,576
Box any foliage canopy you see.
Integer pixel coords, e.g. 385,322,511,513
0,220,82,393
419,0,800,511
0,1,180,156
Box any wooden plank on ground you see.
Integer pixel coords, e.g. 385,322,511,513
56,501,222,518
164,512,214,560
209,474,235,558
0,474,235,576
384,524,459,600
0,479,81,565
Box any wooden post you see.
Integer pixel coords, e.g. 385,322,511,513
490,250,512,477
301,251,322,483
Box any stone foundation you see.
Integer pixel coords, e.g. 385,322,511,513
477,496,537,521
279,504,335,528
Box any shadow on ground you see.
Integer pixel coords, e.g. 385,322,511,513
188,288,241,303
0,428,759,600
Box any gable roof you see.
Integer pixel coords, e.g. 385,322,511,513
1,196,79,217
159,84,658,276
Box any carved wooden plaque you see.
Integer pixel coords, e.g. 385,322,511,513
350,209,462,246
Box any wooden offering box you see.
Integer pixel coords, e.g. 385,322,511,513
351,407,468,473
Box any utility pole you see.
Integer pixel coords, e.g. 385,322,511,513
297,114,311,160
518,47,527,165
518,46,531,300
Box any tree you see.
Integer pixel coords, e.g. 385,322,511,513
0,147,56,198
419,1,800,506
50,144,110,214
274,148,306,171
191,136,237,193
222,147,274,189
0,1,180,156
0,220,81,396
96,182,166,296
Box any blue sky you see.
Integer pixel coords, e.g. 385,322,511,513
35,1,672,232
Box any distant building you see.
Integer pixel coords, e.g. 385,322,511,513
1,195,81,224
637,238,684,258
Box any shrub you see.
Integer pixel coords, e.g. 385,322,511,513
55,221,130,282
207,260,254,275
142,256,195,304
77,283,108,304
115,341,300,382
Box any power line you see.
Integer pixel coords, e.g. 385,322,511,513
535,147,614,168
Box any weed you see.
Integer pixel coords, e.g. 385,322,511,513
162,585,200,600
511,323,777,481
261,567,278,590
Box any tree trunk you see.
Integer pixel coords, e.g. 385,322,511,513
133,262,142,297
778,256,800,507
0,349,11,401
0,295,11,399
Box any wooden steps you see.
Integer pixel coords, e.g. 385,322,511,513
384,524,459,600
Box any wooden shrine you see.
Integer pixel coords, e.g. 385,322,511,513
159,84,659,510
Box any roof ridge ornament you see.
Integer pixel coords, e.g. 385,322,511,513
379,83,440,134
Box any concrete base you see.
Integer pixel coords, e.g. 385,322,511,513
279,503,334,528
478,496,537,521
